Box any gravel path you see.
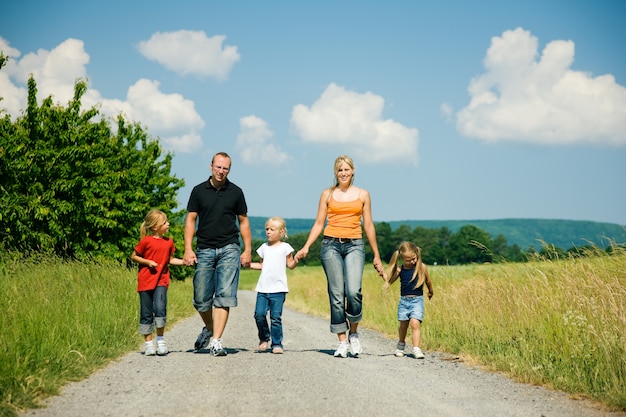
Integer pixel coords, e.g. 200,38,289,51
22,290,624,417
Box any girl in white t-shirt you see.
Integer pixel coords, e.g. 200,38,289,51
250,217,299,354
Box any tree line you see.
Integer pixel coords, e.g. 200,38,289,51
253,223,524,266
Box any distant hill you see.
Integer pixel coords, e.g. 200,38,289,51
248,217,626,250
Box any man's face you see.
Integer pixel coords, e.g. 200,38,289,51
211,155,231,185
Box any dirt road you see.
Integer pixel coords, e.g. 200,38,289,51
22,290,623,417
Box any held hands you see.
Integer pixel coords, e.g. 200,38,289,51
183,250,198,267
240,252,251,268
373,256,384,277
294,248,308,262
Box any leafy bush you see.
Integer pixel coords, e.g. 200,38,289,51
0,77,184,262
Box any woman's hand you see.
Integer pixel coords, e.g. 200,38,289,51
373,256,384,277
294,248,309,262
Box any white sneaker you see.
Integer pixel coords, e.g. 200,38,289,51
413,346,425,359
334,341,349,358
156,340,168,356
210,338,227,357
349,332,362,357
395,342,406,357
144,342,156,356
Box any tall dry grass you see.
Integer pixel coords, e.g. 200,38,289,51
248,248,625,410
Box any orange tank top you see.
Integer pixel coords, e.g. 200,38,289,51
323,198,364,239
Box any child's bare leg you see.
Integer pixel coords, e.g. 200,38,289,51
409,318,421,347
398,320,409,344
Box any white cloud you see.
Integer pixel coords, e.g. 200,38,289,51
290,83,418,163
440,103,453,122
236,115,289,165
457,27,626,146
0,37,89,116
0,37,204,153
137,30,240,81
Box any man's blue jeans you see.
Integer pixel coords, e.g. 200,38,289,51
193,243,240,312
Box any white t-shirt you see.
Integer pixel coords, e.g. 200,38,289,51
254,241,294,293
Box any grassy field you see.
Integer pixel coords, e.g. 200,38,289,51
1,248,625,416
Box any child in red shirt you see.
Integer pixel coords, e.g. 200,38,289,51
131,209,184,356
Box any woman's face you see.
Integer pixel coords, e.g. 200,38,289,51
336,161,354,185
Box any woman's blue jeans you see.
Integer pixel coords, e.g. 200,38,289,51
320,238,365,334
254,292,287,348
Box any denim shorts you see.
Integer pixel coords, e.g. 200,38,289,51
193,244,240,312
397,295,424,322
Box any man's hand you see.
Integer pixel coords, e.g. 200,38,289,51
183,250,197,266
240,251,251,268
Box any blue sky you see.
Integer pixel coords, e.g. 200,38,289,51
2,1,625,226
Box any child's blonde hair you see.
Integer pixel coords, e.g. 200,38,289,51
384,241,427,290
266,216,288,239
140,209,167,239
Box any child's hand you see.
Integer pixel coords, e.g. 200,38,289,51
428,290,434,300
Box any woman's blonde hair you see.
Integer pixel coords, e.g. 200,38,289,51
266,216,288,239
383,241,427,290
140,209,167,239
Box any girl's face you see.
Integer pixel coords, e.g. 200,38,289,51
153,217,170,236
265,221,283,244
401,252,418,269
336,162,354,185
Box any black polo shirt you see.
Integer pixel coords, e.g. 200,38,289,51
187,177,248,249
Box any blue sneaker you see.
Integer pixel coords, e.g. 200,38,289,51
194,327,212,351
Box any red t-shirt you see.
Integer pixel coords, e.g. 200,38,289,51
134,236,176,292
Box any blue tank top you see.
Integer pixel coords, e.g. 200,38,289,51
399,267,423,296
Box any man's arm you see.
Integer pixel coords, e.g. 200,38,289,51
183,211,198,266
238,214,252,268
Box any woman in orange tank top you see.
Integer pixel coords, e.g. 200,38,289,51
295,155,384,358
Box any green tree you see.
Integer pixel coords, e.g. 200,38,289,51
448,225,493,264
374,221,395,262
0,52,7,71
0,76,184,261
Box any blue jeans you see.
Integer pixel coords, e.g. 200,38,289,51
193,244,240,312
254,292,287,348
139,285,167,335
320,237,365,333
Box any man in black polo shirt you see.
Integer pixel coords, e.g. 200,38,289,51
183,152,252,356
